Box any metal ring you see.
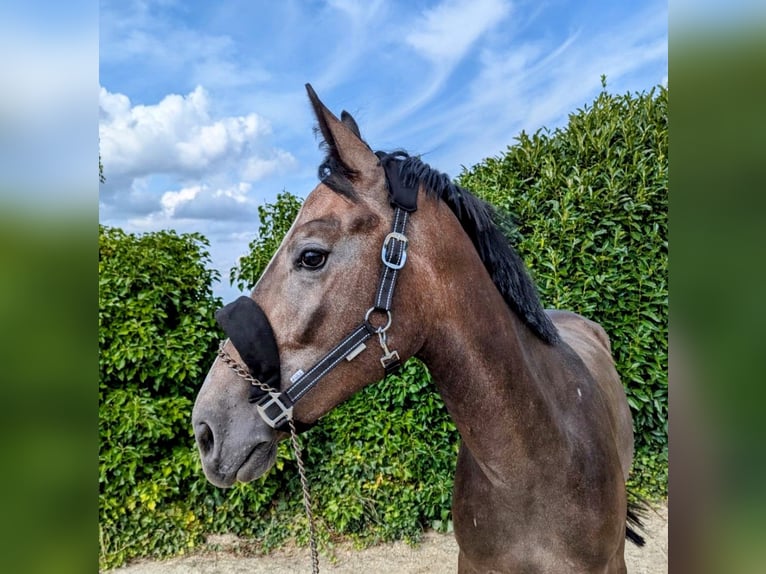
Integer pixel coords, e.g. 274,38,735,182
364,307,392,333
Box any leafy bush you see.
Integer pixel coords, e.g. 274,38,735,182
99,227,225,568
230,190,302,291
99,84,667,568
458,84,668,494
99,226,221,396
99,225,325,569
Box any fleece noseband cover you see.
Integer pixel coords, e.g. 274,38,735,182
215,296,281,401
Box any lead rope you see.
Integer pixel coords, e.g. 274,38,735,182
289,418,320,574
217,343,320,574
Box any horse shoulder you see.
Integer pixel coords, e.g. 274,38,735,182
545,309,635,481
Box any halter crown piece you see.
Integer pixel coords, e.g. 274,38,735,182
215,152,418,431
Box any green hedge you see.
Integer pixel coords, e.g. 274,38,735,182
99,85,667,569
458,84,668,489
99,226,223,568
98,227,299,568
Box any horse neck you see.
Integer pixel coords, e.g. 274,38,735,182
416,240,565,476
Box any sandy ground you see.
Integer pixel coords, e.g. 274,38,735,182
111,502,667,573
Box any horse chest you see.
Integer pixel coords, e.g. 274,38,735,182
451,444,622,573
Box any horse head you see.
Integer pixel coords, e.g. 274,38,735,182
192,85,434,487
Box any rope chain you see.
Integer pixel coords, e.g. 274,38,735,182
290,418,320,574
217,342,320,573
217,342,275,394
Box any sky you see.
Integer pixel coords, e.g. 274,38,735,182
99,0,668,303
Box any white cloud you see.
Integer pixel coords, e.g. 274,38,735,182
370,0,511,129
241,150,298,181
406,0,511,63
99,86,290,181
110,181,259,230
160,186,203,215
399,2,668,175
100,1,272,92
159,182,256,220
99,85,301,226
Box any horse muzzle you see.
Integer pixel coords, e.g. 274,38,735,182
191,296,285,486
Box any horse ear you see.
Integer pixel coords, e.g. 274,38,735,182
305,83,378,181
340,110,362,139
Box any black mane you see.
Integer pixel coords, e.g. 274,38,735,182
319,149,559,345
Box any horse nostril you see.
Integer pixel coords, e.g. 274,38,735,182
196,422,215,457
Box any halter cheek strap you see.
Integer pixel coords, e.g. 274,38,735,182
218,154,418,430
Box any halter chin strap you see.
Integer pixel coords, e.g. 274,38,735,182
217,153,418,430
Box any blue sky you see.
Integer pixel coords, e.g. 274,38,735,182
99,0,668,302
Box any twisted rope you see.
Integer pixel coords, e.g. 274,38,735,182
217,341,275,394
217,342,320,573
289,418,319,574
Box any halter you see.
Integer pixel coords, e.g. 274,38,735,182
216,151,418,430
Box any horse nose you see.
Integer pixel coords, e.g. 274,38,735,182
192,415,235,487
195,420,216,458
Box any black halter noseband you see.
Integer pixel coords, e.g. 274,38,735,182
215,153,418,431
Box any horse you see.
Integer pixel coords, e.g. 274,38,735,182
192,84,643,573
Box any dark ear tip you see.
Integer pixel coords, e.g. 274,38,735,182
340,110,363,139
305,83,317,100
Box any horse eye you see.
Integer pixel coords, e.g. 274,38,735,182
298,249,327,270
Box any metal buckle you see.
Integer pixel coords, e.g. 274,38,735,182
256,391,294,429
381,232,408,270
